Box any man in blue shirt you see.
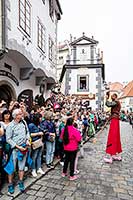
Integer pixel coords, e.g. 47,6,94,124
6,108,30,194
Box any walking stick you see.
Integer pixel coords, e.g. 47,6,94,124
93,119,110,144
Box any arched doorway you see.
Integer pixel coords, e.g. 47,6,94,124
0,82,16,105
18,89,33,111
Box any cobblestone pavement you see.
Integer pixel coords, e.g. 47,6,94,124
2,122,133,200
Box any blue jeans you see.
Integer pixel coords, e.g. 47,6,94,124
46,141,55,164
31,147,43,170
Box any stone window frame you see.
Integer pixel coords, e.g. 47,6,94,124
37,19,46,54
49,36,54,63
19,0,31,37
77,75,89,92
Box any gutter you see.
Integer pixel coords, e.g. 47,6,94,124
59,64,66,83
0,0,6,59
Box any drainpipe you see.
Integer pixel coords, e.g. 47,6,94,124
0,0,6,59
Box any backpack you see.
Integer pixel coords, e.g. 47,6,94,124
83,118,88,126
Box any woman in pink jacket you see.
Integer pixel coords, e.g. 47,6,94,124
60,117,81,181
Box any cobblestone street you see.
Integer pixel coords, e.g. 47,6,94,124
2,122,133,200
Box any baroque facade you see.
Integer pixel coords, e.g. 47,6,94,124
57,33,105,110
0,0,62,104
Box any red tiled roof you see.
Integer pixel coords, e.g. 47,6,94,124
120,80,133,98
109,82,123,92
58,43,69,50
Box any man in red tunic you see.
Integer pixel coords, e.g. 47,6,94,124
104,93,122,163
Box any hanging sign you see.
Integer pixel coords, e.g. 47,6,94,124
0,70,19,86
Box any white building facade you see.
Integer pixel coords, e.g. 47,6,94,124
0,0,62,106
57,42,69,94
120,97,133,112
58,34,105,110
119,81,133,112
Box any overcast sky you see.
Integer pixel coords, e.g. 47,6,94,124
58,0,132,83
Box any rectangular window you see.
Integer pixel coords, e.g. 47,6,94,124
77,75,89,92
49,0,54,20
37,20,46,53
58,56,64,65
49,37,54,62
80,77,87,90
19,0,31,36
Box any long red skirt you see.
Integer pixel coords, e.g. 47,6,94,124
106,118,122,155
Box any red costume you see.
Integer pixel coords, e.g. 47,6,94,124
105,100,122,155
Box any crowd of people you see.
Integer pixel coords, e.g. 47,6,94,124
0,93,113,194
120,110,133,128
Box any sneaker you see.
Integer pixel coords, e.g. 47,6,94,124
8,184,14,195
46,164,51,169
74,170,80,175
112,156,122,161
69,175,78,181
24,166,28,172
61,173,67,177
104,157,113,164
50,163,55,169
60,161,64,166
32,170,37,177
37,168,45,175
18,181,25,193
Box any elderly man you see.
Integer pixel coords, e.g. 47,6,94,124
6,108,30,194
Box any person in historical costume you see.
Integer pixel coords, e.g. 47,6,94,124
104,93,122,163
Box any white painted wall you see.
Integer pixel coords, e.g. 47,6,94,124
69,44,98,65
57,47,69,93
69,68,97,109
69,68,97,95
57,36,102,110
0,0,62,99
7,0,59,77
76,45,91,64
121,97,133,111
57,49,68,79
0,54,39,97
